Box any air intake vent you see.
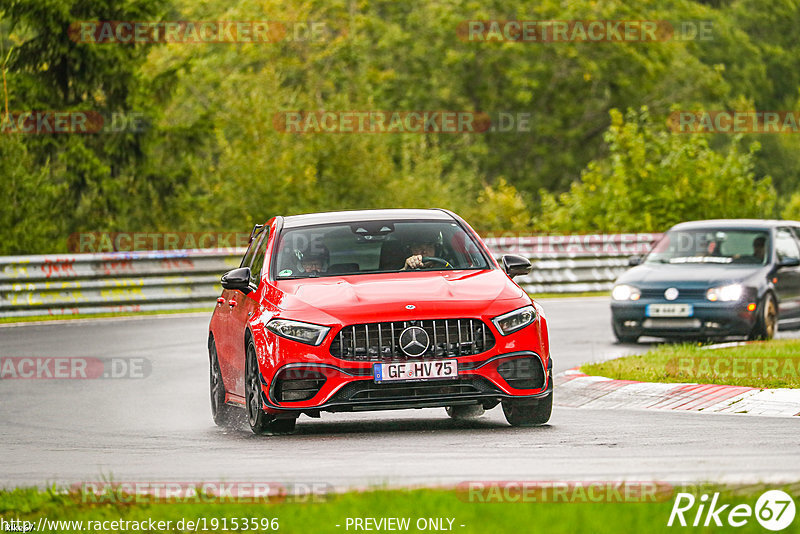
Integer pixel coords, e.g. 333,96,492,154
497,358,545,390
273,369,327,402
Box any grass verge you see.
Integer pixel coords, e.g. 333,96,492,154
0,307,212,325
581,339,800,389
1,484,797,534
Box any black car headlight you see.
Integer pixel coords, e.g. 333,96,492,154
492,305,537,336
266,319,330,345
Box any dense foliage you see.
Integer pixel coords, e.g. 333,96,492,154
0,0,797,253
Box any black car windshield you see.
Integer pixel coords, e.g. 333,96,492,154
645,229,770,265
274,220,491,278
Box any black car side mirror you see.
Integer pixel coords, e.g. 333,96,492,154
221,267,252,294
502,255,532,279
778,257,800,268
628,255,643,266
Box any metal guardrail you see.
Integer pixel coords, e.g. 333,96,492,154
0,250,244,318
0,234,659,317
484,233,661,294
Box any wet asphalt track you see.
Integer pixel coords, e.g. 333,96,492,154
1,297,799,489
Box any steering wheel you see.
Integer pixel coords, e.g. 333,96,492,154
421,256,452,268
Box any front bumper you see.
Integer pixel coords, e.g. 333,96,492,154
611,300,758,338
260,351,552,414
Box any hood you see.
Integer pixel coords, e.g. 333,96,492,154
615,263,767,288
270,269,526,324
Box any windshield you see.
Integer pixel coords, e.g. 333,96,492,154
273,220,491,278
645,229,770,265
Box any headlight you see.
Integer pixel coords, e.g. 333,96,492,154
492,305,537,335
706,284,744,302
612,284,641,301
266,319,330,345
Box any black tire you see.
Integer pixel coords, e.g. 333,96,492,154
613,321,639,344
245,339,297,435
445,404,485,420
502,391,552,427
749,293,778,341
209,337,238,427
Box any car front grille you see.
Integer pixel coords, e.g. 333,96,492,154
330,319,495,361
640,288,707,299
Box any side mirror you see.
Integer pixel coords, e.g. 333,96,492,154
221,267,251,294
778,257,800,268
628,255,643,266
502,255,532,279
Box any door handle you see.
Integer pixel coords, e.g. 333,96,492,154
228,299,237,308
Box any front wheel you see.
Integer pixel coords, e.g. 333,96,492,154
749,293,777,341
245,340,297,435
502,391,552,427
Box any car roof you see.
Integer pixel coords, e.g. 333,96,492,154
281,209,455,229
669,219,800,231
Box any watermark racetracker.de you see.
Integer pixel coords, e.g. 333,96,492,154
68,232,251,253
274,111,547,134
0,111,148,134
68,21,340,44
457,481,674,503
457,20,714,42
666,356,800,382
669,111,800,134
0,357,151,379
74,481,331,503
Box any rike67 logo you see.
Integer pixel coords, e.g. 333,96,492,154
668,490,795,531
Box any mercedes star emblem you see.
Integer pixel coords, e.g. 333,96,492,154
398,326,430,357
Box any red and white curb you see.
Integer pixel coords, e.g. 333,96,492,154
555,369,800,417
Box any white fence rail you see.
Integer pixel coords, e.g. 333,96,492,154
0,234,659,317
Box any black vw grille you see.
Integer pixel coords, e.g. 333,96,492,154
639,288,706,299
330,319,495,361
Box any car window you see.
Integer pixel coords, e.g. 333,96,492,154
239,227,265,269
776,228,800,261
248,229,270,287
646,229,770,265
273,220,490,278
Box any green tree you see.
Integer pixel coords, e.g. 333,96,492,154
0,136,64,254
538,107,777,233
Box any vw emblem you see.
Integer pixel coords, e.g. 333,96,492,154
398,326,430,357
664,287,679,301
405,304,416,310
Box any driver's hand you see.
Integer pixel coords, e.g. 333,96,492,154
404,255,424,269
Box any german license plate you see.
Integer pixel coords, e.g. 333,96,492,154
646,303,693,317
373,360,458,383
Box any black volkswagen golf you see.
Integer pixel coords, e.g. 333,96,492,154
611,219,800,342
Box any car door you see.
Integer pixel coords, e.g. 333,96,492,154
773,227,800,320
227,227,269,396
217,231,261,395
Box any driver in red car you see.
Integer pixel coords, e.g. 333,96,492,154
403,230,442,270
298,240,329,276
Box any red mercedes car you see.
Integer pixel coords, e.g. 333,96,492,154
208,209,552,434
